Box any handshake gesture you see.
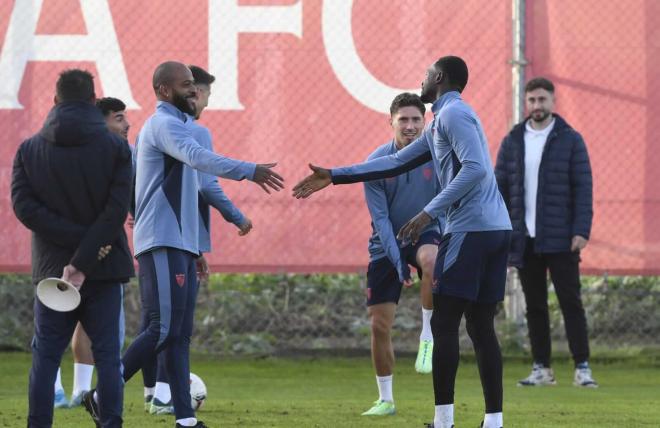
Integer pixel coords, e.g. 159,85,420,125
253,163,285,194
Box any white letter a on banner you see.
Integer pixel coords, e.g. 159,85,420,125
0,0,138,109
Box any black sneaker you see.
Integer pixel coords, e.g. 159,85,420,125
82,389,101,428
175,422,208,428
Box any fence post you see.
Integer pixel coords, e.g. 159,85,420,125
506,0,528,331
511,0,527,126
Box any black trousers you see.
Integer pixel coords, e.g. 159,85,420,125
518,238,590,366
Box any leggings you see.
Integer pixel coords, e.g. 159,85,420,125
431,294,502,413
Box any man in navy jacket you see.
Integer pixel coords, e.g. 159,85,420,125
495,77,597,388
12,69,134,427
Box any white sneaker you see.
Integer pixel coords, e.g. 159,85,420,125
574,366,598,388
517,363,557,386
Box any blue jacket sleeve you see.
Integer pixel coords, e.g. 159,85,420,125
423,108,488,219
153,118,257,181
128,142,137,218
331,133,432,184
198,173,246,227
494,135,510,206
192,126,246,227
363,179,410,282
570,132,593,239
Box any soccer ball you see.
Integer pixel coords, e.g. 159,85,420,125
189,372,207,410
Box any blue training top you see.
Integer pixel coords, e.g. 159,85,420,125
187,117,246,254
133,101,255,257
364,136,442,281
332,91,511,234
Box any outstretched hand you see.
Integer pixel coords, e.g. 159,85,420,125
253,163,284,194
292,164,332,199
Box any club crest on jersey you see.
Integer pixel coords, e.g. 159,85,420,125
175,274,185,287
423,167,433,180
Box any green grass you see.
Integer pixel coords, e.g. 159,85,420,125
1,353,658,427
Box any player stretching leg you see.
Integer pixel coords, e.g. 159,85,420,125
360,93,441,416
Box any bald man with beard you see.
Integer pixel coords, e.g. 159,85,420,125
81,62,284,428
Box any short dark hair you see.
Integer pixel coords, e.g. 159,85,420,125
434,56,469,93
189,65,215,86
56,69,95,102
525,77,555,93
96,97,126,117
390,93,426,116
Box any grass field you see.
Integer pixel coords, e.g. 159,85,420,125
1,353,658,427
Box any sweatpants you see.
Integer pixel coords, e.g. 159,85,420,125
121,247,198,419
28,281,124,428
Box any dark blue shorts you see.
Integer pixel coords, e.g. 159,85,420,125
433,230,511,303
366,230,442,306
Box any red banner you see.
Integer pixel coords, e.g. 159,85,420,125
1,0,655,274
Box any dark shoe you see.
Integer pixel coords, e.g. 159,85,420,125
175,422,208,428
82,389,101,428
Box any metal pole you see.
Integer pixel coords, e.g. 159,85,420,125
511,0,527,125
505,0,528,332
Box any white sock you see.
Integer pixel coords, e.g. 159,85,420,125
376,375,393,402
144,386,155,397
72,363,94,395
420,308,434,342
175,417,197,427
154,381,171,403
54,368,64,392
483,412,503,428
434,404,454,428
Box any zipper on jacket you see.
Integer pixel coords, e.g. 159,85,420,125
534,128,559,242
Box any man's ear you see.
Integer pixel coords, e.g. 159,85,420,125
435,70,444,85
53,95,59,105
158,84,169,98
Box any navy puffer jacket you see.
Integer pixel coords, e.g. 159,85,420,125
495,114,592,267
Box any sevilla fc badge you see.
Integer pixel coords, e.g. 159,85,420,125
423,167,433,180
175,274,185,287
